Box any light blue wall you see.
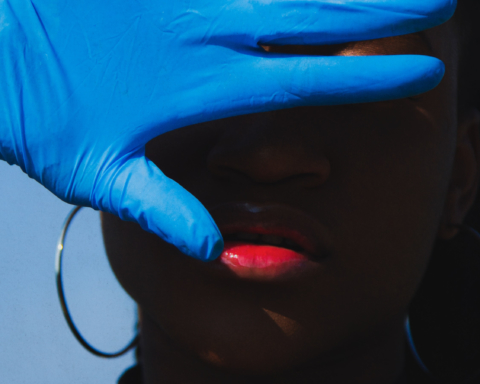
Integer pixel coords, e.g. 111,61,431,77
0,161,136,383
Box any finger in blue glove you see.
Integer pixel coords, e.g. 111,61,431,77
0,0,456,261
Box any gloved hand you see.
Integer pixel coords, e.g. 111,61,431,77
0,0,456,261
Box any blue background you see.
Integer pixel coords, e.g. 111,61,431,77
0,161,137,383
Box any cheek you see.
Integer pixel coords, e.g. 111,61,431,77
324,99,456,320
102,213,186,309
101,214,148,302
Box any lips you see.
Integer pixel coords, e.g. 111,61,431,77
199,202,332,282
219,241,315,281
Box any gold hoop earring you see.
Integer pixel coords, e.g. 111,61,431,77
55,206,138,358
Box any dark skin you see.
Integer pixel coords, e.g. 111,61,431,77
102,17,480,384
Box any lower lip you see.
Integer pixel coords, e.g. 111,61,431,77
214,241,320,281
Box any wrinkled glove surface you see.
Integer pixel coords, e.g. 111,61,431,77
0,0,456,260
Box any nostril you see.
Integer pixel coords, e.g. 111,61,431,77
210,166,251,183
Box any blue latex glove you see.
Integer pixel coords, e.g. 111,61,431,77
0,0,456,261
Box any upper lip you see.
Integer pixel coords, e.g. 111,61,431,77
209,202,332,259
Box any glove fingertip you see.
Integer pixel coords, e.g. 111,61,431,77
95,155,224,261
176,217,224,262
205,233,225,262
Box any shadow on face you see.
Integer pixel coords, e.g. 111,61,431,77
101,20,476,383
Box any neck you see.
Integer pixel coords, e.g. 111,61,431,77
139,312,408,384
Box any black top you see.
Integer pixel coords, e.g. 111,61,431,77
116,345,436,384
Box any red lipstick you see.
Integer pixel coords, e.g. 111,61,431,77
196,202,332,282
219,241,313,281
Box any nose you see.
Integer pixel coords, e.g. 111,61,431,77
207,109,331,188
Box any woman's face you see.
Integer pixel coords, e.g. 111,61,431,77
102,20,465,380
